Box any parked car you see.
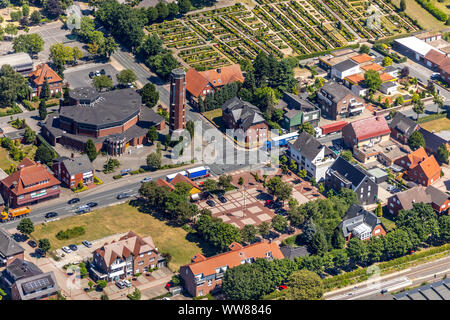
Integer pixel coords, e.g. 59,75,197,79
206,200,216,207
86,202,98,208
165,282,172,290
77,205,90,214
28,240,37,248
218,195,227,203
62,246,71,253
82,240,92,248
100,69,106,75
279,285,287,290
141,177,152,183
36,248,45,256
117,193,131,200
380,289,388,294
68,198,80,204
116,280,125,289
69,244,78,251
95,70,101,77
89,71,95,78
45,212,58,219
202,192,213,199
123,280,132,288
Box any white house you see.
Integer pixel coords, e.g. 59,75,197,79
330,60,361,80
288,131,336,182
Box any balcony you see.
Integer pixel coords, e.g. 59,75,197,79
215,272,224,280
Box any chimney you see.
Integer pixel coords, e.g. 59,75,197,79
71,153,74,159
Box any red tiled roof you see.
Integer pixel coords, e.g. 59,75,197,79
0,160,60,196
349,116,391,141
425,49,448,67
28,63,62,86
417,155,441,180
170,173,200,190
361,63,383,72
350,53,373,64
379,72,395,82
345,73,365,85
94,231,156,267
406,147,428,169
186,241,284,276
185,64,244,98
156,178,175,190
185,68,210,98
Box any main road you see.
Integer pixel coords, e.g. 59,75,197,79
325,254,450,300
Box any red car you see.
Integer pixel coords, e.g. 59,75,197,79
266,200,273,206
279,285,287,290
165,282,172,290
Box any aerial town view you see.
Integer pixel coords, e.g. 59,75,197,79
0,0,449,308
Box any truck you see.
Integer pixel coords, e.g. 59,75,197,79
315,121,347,138
266,132,299,149
187,166,211,180
166,171,188,182
0,207,31,223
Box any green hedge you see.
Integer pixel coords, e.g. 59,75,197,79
56,226,86,240
417,112,449,124
36,134,59,158
415,0,448,22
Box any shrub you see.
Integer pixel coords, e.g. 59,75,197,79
55,226,86,240
113,174,122,180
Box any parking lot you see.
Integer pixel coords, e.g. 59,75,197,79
64,63,120,89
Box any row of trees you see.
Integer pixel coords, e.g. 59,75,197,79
75,17,118,59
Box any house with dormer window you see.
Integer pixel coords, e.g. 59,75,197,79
180,241,283,297
28,63,63,99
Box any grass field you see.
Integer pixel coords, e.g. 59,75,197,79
391,0,446,31
202,108,226,130
0,144,37,171
420,117,450,132
0,148,12,171
31,203,207,271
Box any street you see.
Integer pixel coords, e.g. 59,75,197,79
325,254,450,300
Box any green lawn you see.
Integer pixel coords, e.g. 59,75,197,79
0,144,37,171
391,0,446,31
0,147,12,171
420,117,450,133
202,108,226,131
31,203,207,271
380,216,396,232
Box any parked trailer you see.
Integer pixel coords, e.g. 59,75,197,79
0,207,31,222
187,166,211,180
166,171,188,182
266,132,299,149
315,121,347,137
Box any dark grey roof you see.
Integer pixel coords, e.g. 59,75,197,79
0,228,24,258
140,107,164,126
280,245,309,260
332,59,359,72
419,127,448,153
56,154,93,176
426,185,449,206
3,129,26,140
383,66,397,73
389,112,418,138
69,87,99,104
380,81,398,89
340,204,381,237
222,97,265,131
284,109,301,119
2,259,42,282
320,81,356,103
394,278,450,300
280,92,317,112
328,157,368,188
59,88,141,130
15,271,59,300
291,131,334,161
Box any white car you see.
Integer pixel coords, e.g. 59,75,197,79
161,297,171,300
141,177,152,183
62,246,72,254
95,70,101,77
123,280,132,288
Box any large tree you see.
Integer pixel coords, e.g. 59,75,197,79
92,75,113,91
140,83,159,108
0,64,31,107
347,237,368,266
178,0,191,14
116,69,137,85
17,218,34,236
146,152,162,170
34,144,54,165
13,34,44,55
408,131,425,151
85,139,98,162
38,99,47,120
266,176,293,203
281,270,324,300
298,122,315,137
436,143,449,164
364,70,382,93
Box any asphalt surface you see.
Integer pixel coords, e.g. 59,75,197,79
326,254,450,300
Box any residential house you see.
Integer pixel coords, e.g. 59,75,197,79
275,92,320,132
28,63,63,99
426,185,450,214
424,49,447,70
52,154,94,189
168,173,202,195
0,159,60,208
180,241,284,297
288,131,336,182
342,116,391,148
418,127,450,159
0,228,24,266
387,186,431,216
394,147,441,187
389,112,419,144
91,231,165,282
222,97,268,146
387,185,449,215
317,81,365,120
185,64,244,107
330,59,361,80
339,204,386,241
325,157,378,205
380,82,399,95
0,259,59,300
280,245,309,260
